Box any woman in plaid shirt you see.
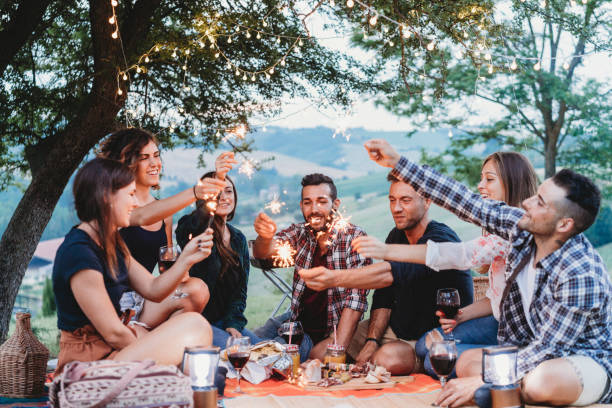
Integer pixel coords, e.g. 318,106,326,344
364,139,611,407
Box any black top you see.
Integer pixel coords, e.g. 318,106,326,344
120,221,167,273
175,214,249,331
298,249,328,344
53,227,130,332
371,220,474,340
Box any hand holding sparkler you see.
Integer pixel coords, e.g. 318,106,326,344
194,177,226,200
254,212,277,240
351,236,389,260
214,151,238,181
363,139,401,168
298,266,336,291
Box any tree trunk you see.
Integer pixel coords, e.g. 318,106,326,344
0,0,126,343
544,135,557,179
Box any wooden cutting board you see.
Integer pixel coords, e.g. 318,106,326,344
301,375,414,391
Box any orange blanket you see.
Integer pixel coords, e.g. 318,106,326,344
223,373,440,398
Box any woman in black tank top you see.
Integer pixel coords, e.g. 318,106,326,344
97,128,226,331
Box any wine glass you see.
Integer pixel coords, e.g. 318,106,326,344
436,288,460,340
159,245,185,298
226,336,251,393
277,321,304,345
159,245,181,273
430,340,457,388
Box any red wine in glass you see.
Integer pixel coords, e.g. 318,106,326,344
228,352,250,369
430,340,457,387
158,259,175,273
430,354,457,376
436,288,460,340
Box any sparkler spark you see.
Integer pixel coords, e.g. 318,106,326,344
264,194,285,214
272,240,296,268
238,160,255,178
329,209,351,235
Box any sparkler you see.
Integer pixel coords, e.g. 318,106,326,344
264,194,285,214
272,240,296,268
205,199,218,230
328,209,352,239
238,160,255,178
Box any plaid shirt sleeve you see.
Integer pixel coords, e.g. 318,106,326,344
390,157,524,241
340,227,372,313
275,223,301,249
516,265,606,377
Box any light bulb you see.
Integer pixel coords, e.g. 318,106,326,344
236,69,240,76
242,73,247,80
172,51,177,58
117,88,123,95
246,31,251,38
488,64,493,74
185,49,190,55
276,36,281,44
280,59,286,66
122,73,127,80
265,73,270,79
226,62,231,70
262,20,268,27
563,62,570,70
299,39,303,46
214,52,220,58
235,26,240,32
111,30,118,39
427,41,435,51
109,16,115,24
389,41,394,46
463,31,468,39
251,74,256,81
227,36,232,43
510,59,518,70
111,0,118,6
136,66,141,73
346,0,354,7
369,14,377,26
403,28,411,38
155,46,160,52
533,61,541,71
448,130,453,138
269,67,274,74
144,56,149,63
256,32,261,39
485,53,492,60
182,64,187,70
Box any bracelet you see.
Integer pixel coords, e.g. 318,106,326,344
365,337,381,346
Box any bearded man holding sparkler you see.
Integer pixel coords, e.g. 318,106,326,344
252,173,372,362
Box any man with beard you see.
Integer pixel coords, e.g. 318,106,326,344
300,174,473,374
252,173,372,361
362,139,612,407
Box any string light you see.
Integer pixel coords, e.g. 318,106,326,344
533,60,541,71
346,0,354,7
426,41,435,51
111,30,118,39
510,59,518,70
563,61,570,70
369,14,378,26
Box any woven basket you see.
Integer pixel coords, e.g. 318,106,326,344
0,312,49,398
472,275,489,302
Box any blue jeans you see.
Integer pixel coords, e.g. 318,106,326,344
253,312,313,362
415,315,499,379
211,320,262,349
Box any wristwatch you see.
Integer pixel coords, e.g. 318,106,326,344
365,337,381,346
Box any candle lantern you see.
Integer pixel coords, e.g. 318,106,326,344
482,346,523,408
182,346,220,408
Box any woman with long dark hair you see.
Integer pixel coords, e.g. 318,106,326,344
52,158,213,373
176,154,261,348
97,128,227,331
351,151,538,376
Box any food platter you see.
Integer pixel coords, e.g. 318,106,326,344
301,375,414,391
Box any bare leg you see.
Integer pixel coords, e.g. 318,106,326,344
455,348,483,377
521,358,582,405
139,278,209,328
371,341,416,375
113,312,212,366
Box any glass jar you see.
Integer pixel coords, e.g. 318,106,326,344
285,344,300,379
323,344,346,377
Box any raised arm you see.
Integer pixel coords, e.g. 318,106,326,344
299,262,394,291
129,178,226,226
252,212,278,259
364,139,524,241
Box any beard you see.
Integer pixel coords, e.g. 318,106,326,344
303,211,333,233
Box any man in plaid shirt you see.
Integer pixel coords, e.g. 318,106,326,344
253,173,371,361
364,139,611,407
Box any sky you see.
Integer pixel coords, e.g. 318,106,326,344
254,3,611,132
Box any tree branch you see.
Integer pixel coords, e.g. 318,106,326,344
0,0,53,76
475,92,543,140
